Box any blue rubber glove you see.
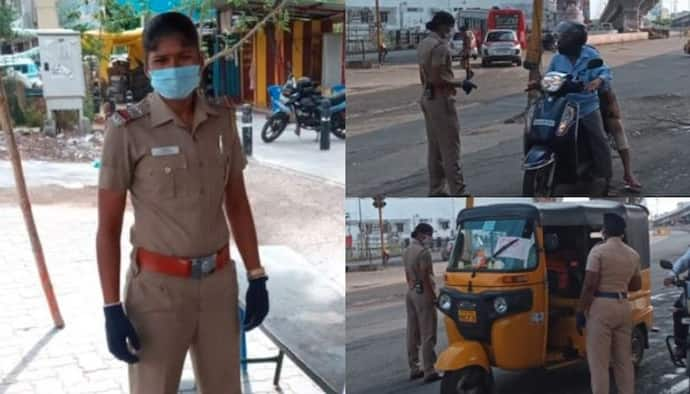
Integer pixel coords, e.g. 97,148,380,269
576,311,586,336
244,277,269,331
461,80,478,95
104,303,140,363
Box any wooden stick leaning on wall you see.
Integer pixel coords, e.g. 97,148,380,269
0,77,65,329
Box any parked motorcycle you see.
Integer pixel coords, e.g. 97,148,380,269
660,259,690,378
261,75,346,143
522,58,610,197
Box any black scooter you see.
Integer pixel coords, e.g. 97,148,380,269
661,259,690,378
261,75,346,143
522,58,609,197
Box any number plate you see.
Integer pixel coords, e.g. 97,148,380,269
458,309,477,323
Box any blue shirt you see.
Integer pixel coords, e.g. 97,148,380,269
672,248,690,276
546,45,613,117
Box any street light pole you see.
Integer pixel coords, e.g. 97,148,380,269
375,0,383,64
526,0,544,104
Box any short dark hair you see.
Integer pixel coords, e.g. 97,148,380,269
143,12,199,56
411,223,434,239
426,11,455,31
603,213,626,237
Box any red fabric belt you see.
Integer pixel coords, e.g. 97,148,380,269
136,244,229,278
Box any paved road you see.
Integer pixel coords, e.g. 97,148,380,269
346,230,690,394
346,38,690,196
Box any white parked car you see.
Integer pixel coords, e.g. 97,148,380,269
481,29,523,67
449,32,478,60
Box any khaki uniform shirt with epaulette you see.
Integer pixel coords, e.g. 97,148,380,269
586,236,641,293
403,239,434,290
417,32,456,96
98,91,247,258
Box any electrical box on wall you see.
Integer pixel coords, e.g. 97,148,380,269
37,29,89,134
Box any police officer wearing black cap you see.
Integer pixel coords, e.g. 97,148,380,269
576,213,642,394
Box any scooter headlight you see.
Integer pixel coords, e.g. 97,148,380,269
541,72,567,93
438,293,453,312
494,296,508,314
556,104,577,136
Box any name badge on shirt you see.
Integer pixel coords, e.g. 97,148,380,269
151,146,180,156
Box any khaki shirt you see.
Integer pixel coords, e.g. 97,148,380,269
586,237,641,293
403,239,434,289
417,32,456,96
99,92,247,258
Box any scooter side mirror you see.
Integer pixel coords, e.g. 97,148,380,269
660,259,674,270
587,58,604,69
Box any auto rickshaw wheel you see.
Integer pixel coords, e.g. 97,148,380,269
631,325,645,369
440,367,492,394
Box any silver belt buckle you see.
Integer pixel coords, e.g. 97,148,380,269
190,254,217,279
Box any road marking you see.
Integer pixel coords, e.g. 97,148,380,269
664,378,688,394
349,101,481,120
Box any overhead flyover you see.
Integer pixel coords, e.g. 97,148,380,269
598,0,660,31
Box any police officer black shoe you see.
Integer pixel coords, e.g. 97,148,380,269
423,372,441,383
409,370,424,380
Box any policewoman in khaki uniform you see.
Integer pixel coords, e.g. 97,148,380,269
404,223,440,383
417,12,476,196
576,213,642,394
96,12,268,394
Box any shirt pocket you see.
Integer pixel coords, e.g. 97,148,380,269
138,154,189,200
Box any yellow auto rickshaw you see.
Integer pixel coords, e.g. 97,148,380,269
435,201,653,393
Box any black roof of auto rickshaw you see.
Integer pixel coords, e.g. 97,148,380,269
456,201,650,266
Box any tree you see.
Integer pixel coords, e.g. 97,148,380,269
0,2,15,42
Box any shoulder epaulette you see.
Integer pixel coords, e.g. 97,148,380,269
110,101,149,127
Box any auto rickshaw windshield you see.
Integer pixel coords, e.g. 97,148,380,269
449,218,538,273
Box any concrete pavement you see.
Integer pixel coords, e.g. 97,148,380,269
346,37,690,196
0,137,344,393
239,110,345,186
346,229,690,394
0,205,326,394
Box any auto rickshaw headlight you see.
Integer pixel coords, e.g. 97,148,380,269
438,293,453,312
494,296,508,314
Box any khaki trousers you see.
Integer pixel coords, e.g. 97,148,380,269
586,298,634,394
406,289,437,377
123,259,240,394
420,95,465,196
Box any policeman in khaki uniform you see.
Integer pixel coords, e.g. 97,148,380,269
577,213,642,394
96,12,268,394
417,11,476,196
404,223,440,383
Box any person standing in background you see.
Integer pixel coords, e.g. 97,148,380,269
404,223,441,384
417,11,476,196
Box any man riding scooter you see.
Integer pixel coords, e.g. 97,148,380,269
663,247,690,359
528,21,613,195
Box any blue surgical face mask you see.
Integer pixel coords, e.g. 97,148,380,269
149,65,200,99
